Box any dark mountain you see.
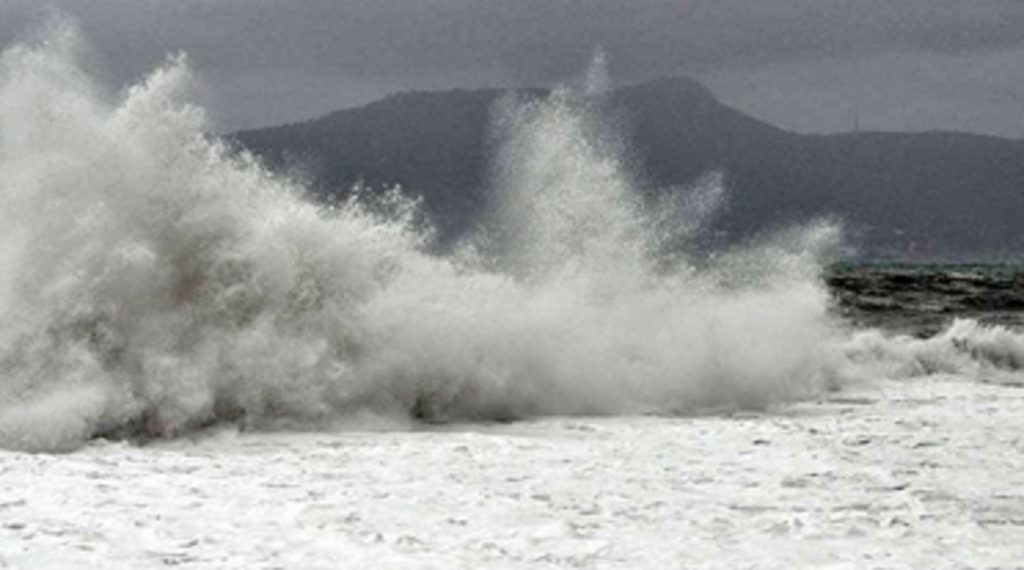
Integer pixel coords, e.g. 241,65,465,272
231,77,1024,258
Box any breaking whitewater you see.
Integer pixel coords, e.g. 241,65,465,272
2,27,1023,569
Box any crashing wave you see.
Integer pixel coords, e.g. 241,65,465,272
2,23,1016,452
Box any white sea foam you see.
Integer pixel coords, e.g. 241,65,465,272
2,24,1016,452
842,318,1024,385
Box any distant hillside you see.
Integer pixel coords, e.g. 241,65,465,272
231,77,1024,258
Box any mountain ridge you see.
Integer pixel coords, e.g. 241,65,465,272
231,77,1024,259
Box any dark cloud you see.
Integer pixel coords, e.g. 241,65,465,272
706,47,1024,137
2,1,1023,134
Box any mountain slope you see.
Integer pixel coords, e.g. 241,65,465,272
232,78,1024,258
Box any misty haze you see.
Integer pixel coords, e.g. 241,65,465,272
1,3,1023,568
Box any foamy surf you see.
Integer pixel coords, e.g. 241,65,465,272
0,24,1018,452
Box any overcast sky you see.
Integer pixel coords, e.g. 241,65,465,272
2,0,1023,137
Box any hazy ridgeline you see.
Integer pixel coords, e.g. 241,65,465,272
234,71,1024,260
2,25,1024,452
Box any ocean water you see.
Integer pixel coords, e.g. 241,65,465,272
829,263,1024,335
1,23,1023,453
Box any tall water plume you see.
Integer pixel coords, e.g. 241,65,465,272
0,26,846,451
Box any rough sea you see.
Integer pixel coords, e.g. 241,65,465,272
2,21,1023,569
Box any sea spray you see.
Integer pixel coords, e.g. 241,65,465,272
0,26,848,451
842,318,1024,385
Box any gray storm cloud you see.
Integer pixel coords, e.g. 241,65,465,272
2,0,1022,134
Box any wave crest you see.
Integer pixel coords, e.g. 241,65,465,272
0,29,896,452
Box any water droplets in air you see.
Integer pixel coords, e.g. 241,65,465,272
0,26,879,451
